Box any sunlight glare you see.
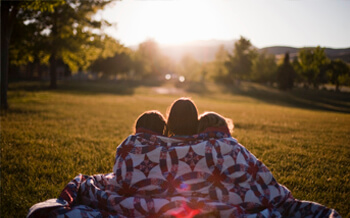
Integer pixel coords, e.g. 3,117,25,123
179,76,185,83
103,0,234,46
139,0,216,45
165,74,171,80
102,0,350,48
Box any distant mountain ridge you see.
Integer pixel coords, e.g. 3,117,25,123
159,40,235,62
260,46,350,63
129,40,350,63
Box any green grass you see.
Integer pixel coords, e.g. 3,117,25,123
1,80,350,217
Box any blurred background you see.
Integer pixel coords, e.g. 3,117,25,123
2,0,350,110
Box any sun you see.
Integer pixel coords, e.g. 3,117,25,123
143,1,206,45
102,0,229,46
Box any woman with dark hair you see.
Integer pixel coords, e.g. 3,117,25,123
165,97,199,137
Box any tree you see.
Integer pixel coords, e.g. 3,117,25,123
298,46,329,88
276,53,296,90
1,0,64,109
9,8,52,79
176,54,201,82
292,56,303,84
327,59,350,92
210,45,229,83
134,39,169,79
71,35,127,77
35,0,112,88
225,36,257,84
251,51,277,84
90,48,133,79
1,0,112,109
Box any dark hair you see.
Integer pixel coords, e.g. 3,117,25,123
165,98,199,137
135,110,166,135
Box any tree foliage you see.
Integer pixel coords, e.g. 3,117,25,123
276,53,296,90
89,47,133,78
38,0,112,87
70,35,127,74
210,45,229,83
251,51,277,84
176,54,201,82
225,36,257,83
298,46,329,88
327,59,350,92
134,39,170,79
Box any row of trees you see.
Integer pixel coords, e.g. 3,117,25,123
89,38,350,92
88,39,173,80
131,37,350,92
208,37,350,91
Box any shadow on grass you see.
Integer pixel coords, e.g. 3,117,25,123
56,80,137,95
0,107,49,116
225,82,350,113
7,80,350,113
8,79,163,96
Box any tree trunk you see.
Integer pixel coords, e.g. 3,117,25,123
49,53,57,89
49,11,58,89
37,61,42,80
1,2,19,110
335,83,340,92
1,14,10,109
27,63,34,79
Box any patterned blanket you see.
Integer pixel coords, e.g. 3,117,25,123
28,131,340,217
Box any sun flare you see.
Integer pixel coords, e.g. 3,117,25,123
102,0,350,48
103,0,231,46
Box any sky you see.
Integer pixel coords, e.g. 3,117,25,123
100,0,350,48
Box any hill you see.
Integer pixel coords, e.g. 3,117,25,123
260,46,350,62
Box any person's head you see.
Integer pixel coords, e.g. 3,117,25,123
198,112,234,134
134,110,166,135
165,98,199,137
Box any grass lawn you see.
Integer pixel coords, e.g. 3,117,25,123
1,80,350,217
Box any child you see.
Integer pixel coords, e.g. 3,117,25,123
134,110,166,135
198,111,234,134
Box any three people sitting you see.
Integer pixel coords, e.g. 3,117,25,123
28,97,340,217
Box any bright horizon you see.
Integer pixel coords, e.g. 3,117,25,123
100,0,350,48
